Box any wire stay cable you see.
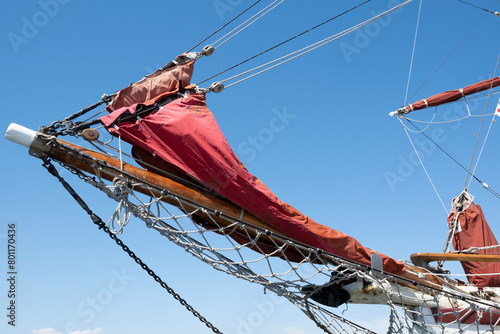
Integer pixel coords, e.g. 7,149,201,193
211,0,412,89
466,50,500,189
197,0,371,86
186,0,263,53
403,127,448,214
212,0,285,49
457,0,500,16
404,0,423,106
403,6,493,106
402,118,500,201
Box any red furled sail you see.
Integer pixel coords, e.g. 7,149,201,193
447,202,500,288
100,55,405,274
395,77,500,115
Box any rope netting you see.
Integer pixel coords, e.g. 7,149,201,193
46,131,500,334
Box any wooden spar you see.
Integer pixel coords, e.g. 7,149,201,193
16,128,452,290
32,134,320,262
411,252,500,266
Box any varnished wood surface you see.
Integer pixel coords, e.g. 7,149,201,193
411,252,500,264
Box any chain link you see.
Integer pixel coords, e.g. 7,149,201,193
41,156,223,334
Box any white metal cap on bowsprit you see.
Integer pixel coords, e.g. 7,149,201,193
5,123,37,148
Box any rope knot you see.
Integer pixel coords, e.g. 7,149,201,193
108,178,134,234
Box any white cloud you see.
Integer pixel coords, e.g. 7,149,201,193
281,326,323,334
33,328,103,334
33,329,61,334
281,327,305,334
69,329,103,334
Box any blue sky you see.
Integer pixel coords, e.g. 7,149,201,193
1,0,500,333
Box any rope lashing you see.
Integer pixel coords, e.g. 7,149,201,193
107,178,133,234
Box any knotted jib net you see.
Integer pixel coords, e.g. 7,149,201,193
40,133,500,334
33,49,500,333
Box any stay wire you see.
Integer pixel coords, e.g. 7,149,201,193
404,0,422,106
404,118,500,200
404,6,492,105
186,0,263,53
41,157,224,334
457,0,500,16
403,126,448,214
212,0,285,49
197,0,371,86
218,0,412,89
404,118,480,183
90,137,222,198
466,50,500,189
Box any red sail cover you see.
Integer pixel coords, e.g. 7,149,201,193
448,203,500,288
101,57,405,274
404,77,500,113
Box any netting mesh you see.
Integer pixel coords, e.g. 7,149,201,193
49,133,500,334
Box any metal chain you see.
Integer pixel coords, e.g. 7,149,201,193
41,156,223,334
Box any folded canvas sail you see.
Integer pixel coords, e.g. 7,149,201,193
392,77,500,115
448,202,500,288
101,55,405,274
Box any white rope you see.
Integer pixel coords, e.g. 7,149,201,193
107,178,133,234
404,127,448,214
403,0,423,106
442,212,460,254
213,0,285,49
221,0,413,88
118,135,124,171
402,113,496,125
74,149,500,333
464,96,472,117
458,244,500,254
467,109,498,190
467,52,500,189
421,270,500,278
397,108,436,133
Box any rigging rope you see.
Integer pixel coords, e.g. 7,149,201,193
107,178,133,234
403,0,423,106
197,0,371,86
41,157,224,334
90,134,223,198
466,50,500,189
403,127,448,214
212,0,285,49
402,118,500,200
403,5,494,106
457,0,500,17
215,0,412,90
402,112,497,125
186,0,263,53
37,134,500,333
